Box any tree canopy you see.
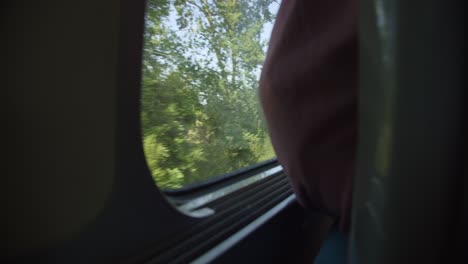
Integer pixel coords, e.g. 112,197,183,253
141,0,278,189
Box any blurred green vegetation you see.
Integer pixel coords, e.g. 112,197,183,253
141,0,277,189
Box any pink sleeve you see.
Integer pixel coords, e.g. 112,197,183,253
259,0,358,232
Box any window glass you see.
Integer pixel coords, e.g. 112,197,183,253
141,0,280,190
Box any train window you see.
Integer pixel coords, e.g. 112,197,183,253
141,0,280,190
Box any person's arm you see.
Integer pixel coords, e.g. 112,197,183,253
259,0,358,233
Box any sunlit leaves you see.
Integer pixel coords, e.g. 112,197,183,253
142,0,277,189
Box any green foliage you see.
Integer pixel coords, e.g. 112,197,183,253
142,0,277,189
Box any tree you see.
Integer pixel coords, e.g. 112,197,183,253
142,0,278,189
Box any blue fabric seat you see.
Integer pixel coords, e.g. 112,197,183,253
314,228,349,264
